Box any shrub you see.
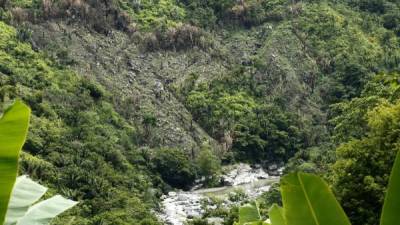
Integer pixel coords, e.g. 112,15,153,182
10,7,29,23
195,142,221,186
187,218,210,225
81,79,105,100
383,12,400,35
142,23,215,51
349,0,386,13
16,26,32,42
152,148,196,190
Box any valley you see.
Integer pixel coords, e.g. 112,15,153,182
0,0,400,224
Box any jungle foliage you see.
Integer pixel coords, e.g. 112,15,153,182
1,0,400,225
0,101,77,225
0,21,161,224
234,145,400,225
331,72,400,225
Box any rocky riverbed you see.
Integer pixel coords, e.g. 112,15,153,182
157,164,282,225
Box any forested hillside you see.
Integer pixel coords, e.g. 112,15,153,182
0,0,400,224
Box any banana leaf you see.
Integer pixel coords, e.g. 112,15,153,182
237,201,261,225
16,195,78,225
243,222,269,225
380,150,400,225
280,172,351,225
269,204,286,225
4,176,47,225
0,101,30,224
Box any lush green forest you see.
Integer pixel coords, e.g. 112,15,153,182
0,0,400,224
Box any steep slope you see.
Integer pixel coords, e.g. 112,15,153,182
0,21,160,224
28,22,219,152
1,0,400,225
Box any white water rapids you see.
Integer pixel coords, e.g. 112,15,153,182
157,164,282,225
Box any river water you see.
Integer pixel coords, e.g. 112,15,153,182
157,164,281,225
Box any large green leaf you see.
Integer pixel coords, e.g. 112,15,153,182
380,150,400,225
281,172,351,225
4,176,48,225
237,201,261,225
243,221,269,225
16,195,78,225
0,101,30,224
269,204,286,225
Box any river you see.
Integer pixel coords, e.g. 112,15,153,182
157,163,282,225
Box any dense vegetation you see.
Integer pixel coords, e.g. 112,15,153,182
0,21,160,224
331,72,400,225
234,147,400,225
0,0,400,224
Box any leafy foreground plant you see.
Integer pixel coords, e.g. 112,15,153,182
0,101,77,225
235,149,400,225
